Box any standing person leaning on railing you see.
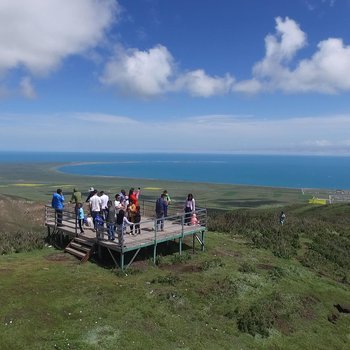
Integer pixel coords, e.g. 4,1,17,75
69,188,82,213
51,188,65,226
155,193,167,231
184,193,195,225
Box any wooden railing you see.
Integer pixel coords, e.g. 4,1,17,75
45,201,207,243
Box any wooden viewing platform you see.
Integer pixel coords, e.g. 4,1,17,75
45,200,207,270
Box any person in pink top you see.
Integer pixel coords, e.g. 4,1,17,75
184,193,195,225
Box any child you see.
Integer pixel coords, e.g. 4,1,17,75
77,203,84,234
94,214,105,240
133,205,141,235
115,210,133,247
106,200,116,241
191,213,199,226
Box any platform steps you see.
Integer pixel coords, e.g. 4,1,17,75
64,237,95,263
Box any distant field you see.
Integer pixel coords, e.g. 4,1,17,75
0,162,315,209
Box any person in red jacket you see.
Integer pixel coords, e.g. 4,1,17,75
128,187,140,207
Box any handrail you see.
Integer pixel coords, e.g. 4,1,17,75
45,202,207,244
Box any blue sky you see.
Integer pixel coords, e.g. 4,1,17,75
1,0,350,154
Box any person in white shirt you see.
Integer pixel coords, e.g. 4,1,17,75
114,194,124,213
99,191,109,221
89,190,102,230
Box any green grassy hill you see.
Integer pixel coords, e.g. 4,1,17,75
0,191,349,349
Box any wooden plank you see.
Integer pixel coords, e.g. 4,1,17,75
70,242,91,252
74,237,95,247
65,247,86,259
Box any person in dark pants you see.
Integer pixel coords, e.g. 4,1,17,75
52,188,65,226
155,193,166,231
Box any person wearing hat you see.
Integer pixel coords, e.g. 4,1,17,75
85,187,95,203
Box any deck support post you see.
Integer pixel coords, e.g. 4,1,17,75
98,245,102,260
201,231,205,251
120,251,125,271
153,244,157,264
107,248,119,268
192,233,195,253
126,248,141,270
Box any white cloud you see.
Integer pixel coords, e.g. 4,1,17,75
19,76,36,99
174,70,234,97
238,16,350,94
289,38,350,93
101,45,234,98
0,0,118,75
100,45,175,98
233,79,263,94
74,113,138,125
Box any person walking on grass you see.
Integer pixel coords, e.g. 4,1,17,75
279,211,286,225
51,188,64,226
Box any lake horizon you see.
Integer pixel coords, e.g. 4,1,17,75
1,151,349,190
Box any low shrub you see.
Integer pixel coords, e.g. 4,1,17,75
170,252,192,264
201,257,225,271
0,230,47,254
234,292,300,337
151,274,180,286
238,261,256,273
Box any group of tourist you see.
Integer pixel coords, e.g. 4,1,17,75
51,187,199,247
155,191,198,230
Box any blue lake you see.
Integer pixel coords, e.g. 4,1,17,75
1,152,348,189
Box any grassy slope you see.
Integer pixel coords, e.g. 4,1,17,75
0,164,349,349
1,233,349,350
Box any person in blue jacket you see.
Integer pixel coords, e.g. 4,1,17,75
52,188,65,226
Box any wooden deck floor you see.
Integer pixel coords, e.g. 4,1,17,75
46,217,206,253
45,203,207,269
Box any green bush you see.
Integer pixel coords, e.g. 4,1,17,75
238,261,256,273
235,292,300,337
0,230,47,254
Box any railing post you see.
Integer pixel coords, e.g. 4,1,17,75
153,218,158,264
